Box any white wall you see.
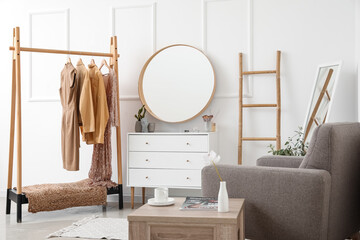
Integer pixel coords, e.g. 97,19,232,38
357,0,360,120
0,0,357,200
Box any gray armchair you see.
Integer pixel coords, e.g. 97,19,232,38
202,123,360,240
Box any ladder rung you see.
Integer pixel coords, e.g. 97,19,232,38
243,70,276,75
243,104,277,108
242,137,277,141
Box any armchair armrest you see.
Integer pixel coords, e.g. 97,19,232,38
256,155,304,168
202,164,331,240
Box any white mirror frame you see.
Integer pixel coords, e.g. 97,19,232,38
138,44,216,123
303,61,342,141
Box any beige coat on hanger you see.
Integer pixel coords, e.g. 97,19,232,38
81,64,109,144
77,60,95,136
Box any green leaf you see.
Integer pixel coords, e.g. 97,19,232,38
267,126,308,157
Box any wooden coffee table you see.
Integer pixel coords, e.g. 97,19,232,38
127,197,245,240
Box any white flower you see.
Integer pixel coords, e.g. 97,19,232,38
204,150,221,165
203,150,223,181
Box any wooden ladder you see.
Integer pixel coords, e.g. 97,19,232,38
238,51,281,165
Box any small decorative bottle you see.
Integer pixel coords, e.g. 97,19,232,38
202,115,213,132
204,121,211,132
218,181,229,212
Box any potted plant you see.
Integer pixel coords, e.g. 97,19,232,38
134,105,146,132
268,127,309,156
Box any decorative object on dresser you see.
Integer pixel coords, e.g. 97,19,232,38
128,197,245,240
138,44,216,123
134,105,146,132
127,132,218,208
303,62,342,141
202,114,214,132
147,123,155,132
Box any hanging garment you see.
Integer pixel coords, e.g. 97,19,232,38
88,69,120,187
77,59,95,136
81,64,109,144
60,63,80,171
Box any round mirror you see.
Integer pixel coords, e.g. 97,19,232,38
139,44,216,123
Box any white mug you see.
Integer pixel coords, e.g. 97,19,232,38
154,187,168,203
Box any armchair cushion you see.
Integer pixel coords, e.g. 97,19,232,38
299,125,331,171
257,155,304,168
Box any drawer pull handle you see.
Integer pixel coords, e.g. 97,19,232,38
186,177,190,180
145,159,149,162
145,176,149,179
186,142,190,145
145,142,149,145
186,160,190,163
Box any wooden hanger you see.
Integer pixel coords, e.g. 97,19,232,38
99,59,111,71
77,58,84,65
90,59,95,65
67,57,71,64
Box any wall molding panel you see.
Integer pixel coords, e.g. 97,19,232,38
201,0,235,53
111,3,157,101
202,0,253,98
111,3,157,53
28,9,69,102
246,0,254,98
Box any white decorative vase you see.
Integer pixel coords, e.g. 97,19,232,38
218,181,229,212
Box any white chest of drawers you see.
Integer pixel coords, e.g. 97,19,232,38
127,132,217,206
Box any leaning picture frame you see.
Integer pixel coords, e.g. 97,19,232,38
303,61,342,142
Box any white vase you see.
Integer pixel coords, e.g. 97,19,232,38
218,181,229,212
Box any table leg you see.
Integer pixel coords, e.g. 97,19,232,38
131,187,134,209
129,221,147,239
239,207,245,240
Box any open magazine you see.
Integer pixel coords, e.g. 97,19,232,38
180,197,218,211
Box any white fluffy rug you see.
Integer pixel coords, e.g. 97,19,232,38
47,215,128,239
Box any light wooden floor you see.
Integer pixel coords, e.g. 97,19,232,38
1,197,140,240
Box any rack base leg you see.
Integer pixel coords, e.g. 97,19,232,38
118,184,123,209
16,194,22,223
6,189,11,214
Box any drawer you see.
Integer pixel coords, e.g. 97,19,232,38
128,134,208,152
128,169,201,188
128,152,207,169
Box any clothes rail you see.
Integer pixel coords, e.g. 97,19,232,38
6,27,123,223
9,46,120,57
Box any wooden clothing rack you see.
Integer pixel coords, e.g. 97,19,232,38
6,27,123,223
238,51,281,165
